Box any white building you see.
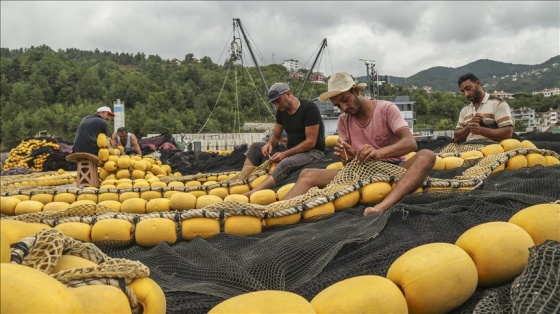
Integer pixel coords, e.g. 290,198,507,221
282,59,299,73
532,88,560,97
491,90,514,99
511,107,538,131
542,109,559,128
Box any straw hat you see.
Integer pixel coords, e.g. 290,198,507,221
319,72,367,102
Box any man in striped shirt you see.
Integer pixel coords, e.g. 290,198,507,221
454,73,514,143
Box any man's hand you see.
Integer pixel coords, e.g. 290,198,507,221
469,122,482,135
334,139,354,161
469,115,483,135
261,144,273,157
355,145,380,163
269,151,287,163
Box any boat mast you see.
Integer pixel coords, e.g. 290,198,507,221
233,18,269,96
299,38,327,98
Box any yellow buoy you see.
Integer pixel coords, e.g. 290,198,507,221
526,153,546,167
264,213,302,228
360,182,392,204
521,140,537,149
500,139,522,152
91,219,133,242
223,194,249,203
127,277,167,314
333,190,361,211
14,200,44,215
121,198,146,214
481,143,505,156
195,195,222,209
224,216,262,236
311,275,407,313
209,187,229,199
249,189,277,205
455,221,534,287
146,198,171,213
443,156,464,169
135,218,177,247
505,155,527,171
209,290,314,314
53,192,77,204
229,184,250,195
181,218,220,240
70,285,131,314
545,155,560,166
303,202,335,220
1,232,10,263
460,150,484,160
98,200,122,212
1,263,84,313
325,134,339,149
0,196,21,216
276,183,296,201
169,192,197,211
386,242,478,313
54,222,92,242
326,161,343,170
250,174,269,189
508,203,560,244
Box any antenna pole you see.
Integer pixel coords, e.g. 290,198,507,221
299,38,328,98
359,58,376,98
234,18,269,96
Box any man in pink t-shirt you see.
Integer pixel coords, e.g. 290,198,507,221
284,72,436,215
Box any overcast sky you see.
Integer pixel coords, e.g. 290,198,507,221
1,1,559,78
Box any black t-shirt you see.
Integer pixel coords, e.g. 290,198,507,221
276,99,325,151
73,114,109,155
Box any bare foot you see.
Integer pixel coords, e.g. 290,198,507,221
363,205,388,216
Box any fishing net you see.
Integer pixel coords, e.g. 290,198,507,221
96,168,559,313
2,143,560,313
10,228,150,314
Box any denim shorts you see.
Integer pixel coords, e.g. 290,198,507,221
245,141,325,183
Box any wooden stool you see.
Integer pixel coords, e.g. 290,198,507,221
66,153,101,188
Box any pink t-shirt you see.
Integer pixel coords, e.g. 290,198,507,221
337,100,409,163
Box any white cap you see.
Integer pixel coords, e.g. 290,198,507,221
97,106,115,116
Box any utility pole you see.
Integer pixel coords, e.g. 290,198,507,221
359,58,376,98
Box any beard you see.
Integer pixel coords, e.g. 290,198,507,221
470,89,482,103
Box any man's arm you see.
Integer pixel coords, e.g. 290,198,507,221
110,133,119,148
470,125,513,142
453,127,470,143
268,124,320,163
130,134,142,156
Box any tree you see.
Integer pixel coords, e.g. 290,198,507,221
514,120,527,132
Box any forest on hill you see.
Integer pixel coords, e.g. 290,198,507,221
1,45,559,151
405,56,560,92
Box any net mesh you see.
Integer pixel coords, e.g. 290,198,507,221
10,228,149,313
2,144,560,313
96,165,560,313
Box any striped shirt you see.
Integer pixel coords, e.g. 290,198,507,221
456,93,514,142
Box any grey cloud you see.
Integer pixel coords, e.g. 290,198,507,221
1,1,558,77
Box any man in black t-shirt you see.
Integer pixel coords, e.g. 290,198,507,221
72,106,114,155
243,83,325,197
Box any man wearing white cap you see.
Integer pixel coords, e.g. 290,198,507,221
243,82,325,197
285,72,436,215
72,106,115,155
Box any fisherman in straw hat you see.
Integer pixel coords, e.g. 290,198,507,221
285,72,436,215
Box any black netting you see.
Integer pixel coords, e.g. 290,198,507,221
98,166,560,314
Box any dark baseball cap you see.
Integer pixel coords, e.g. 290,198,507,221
268,83,290,102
